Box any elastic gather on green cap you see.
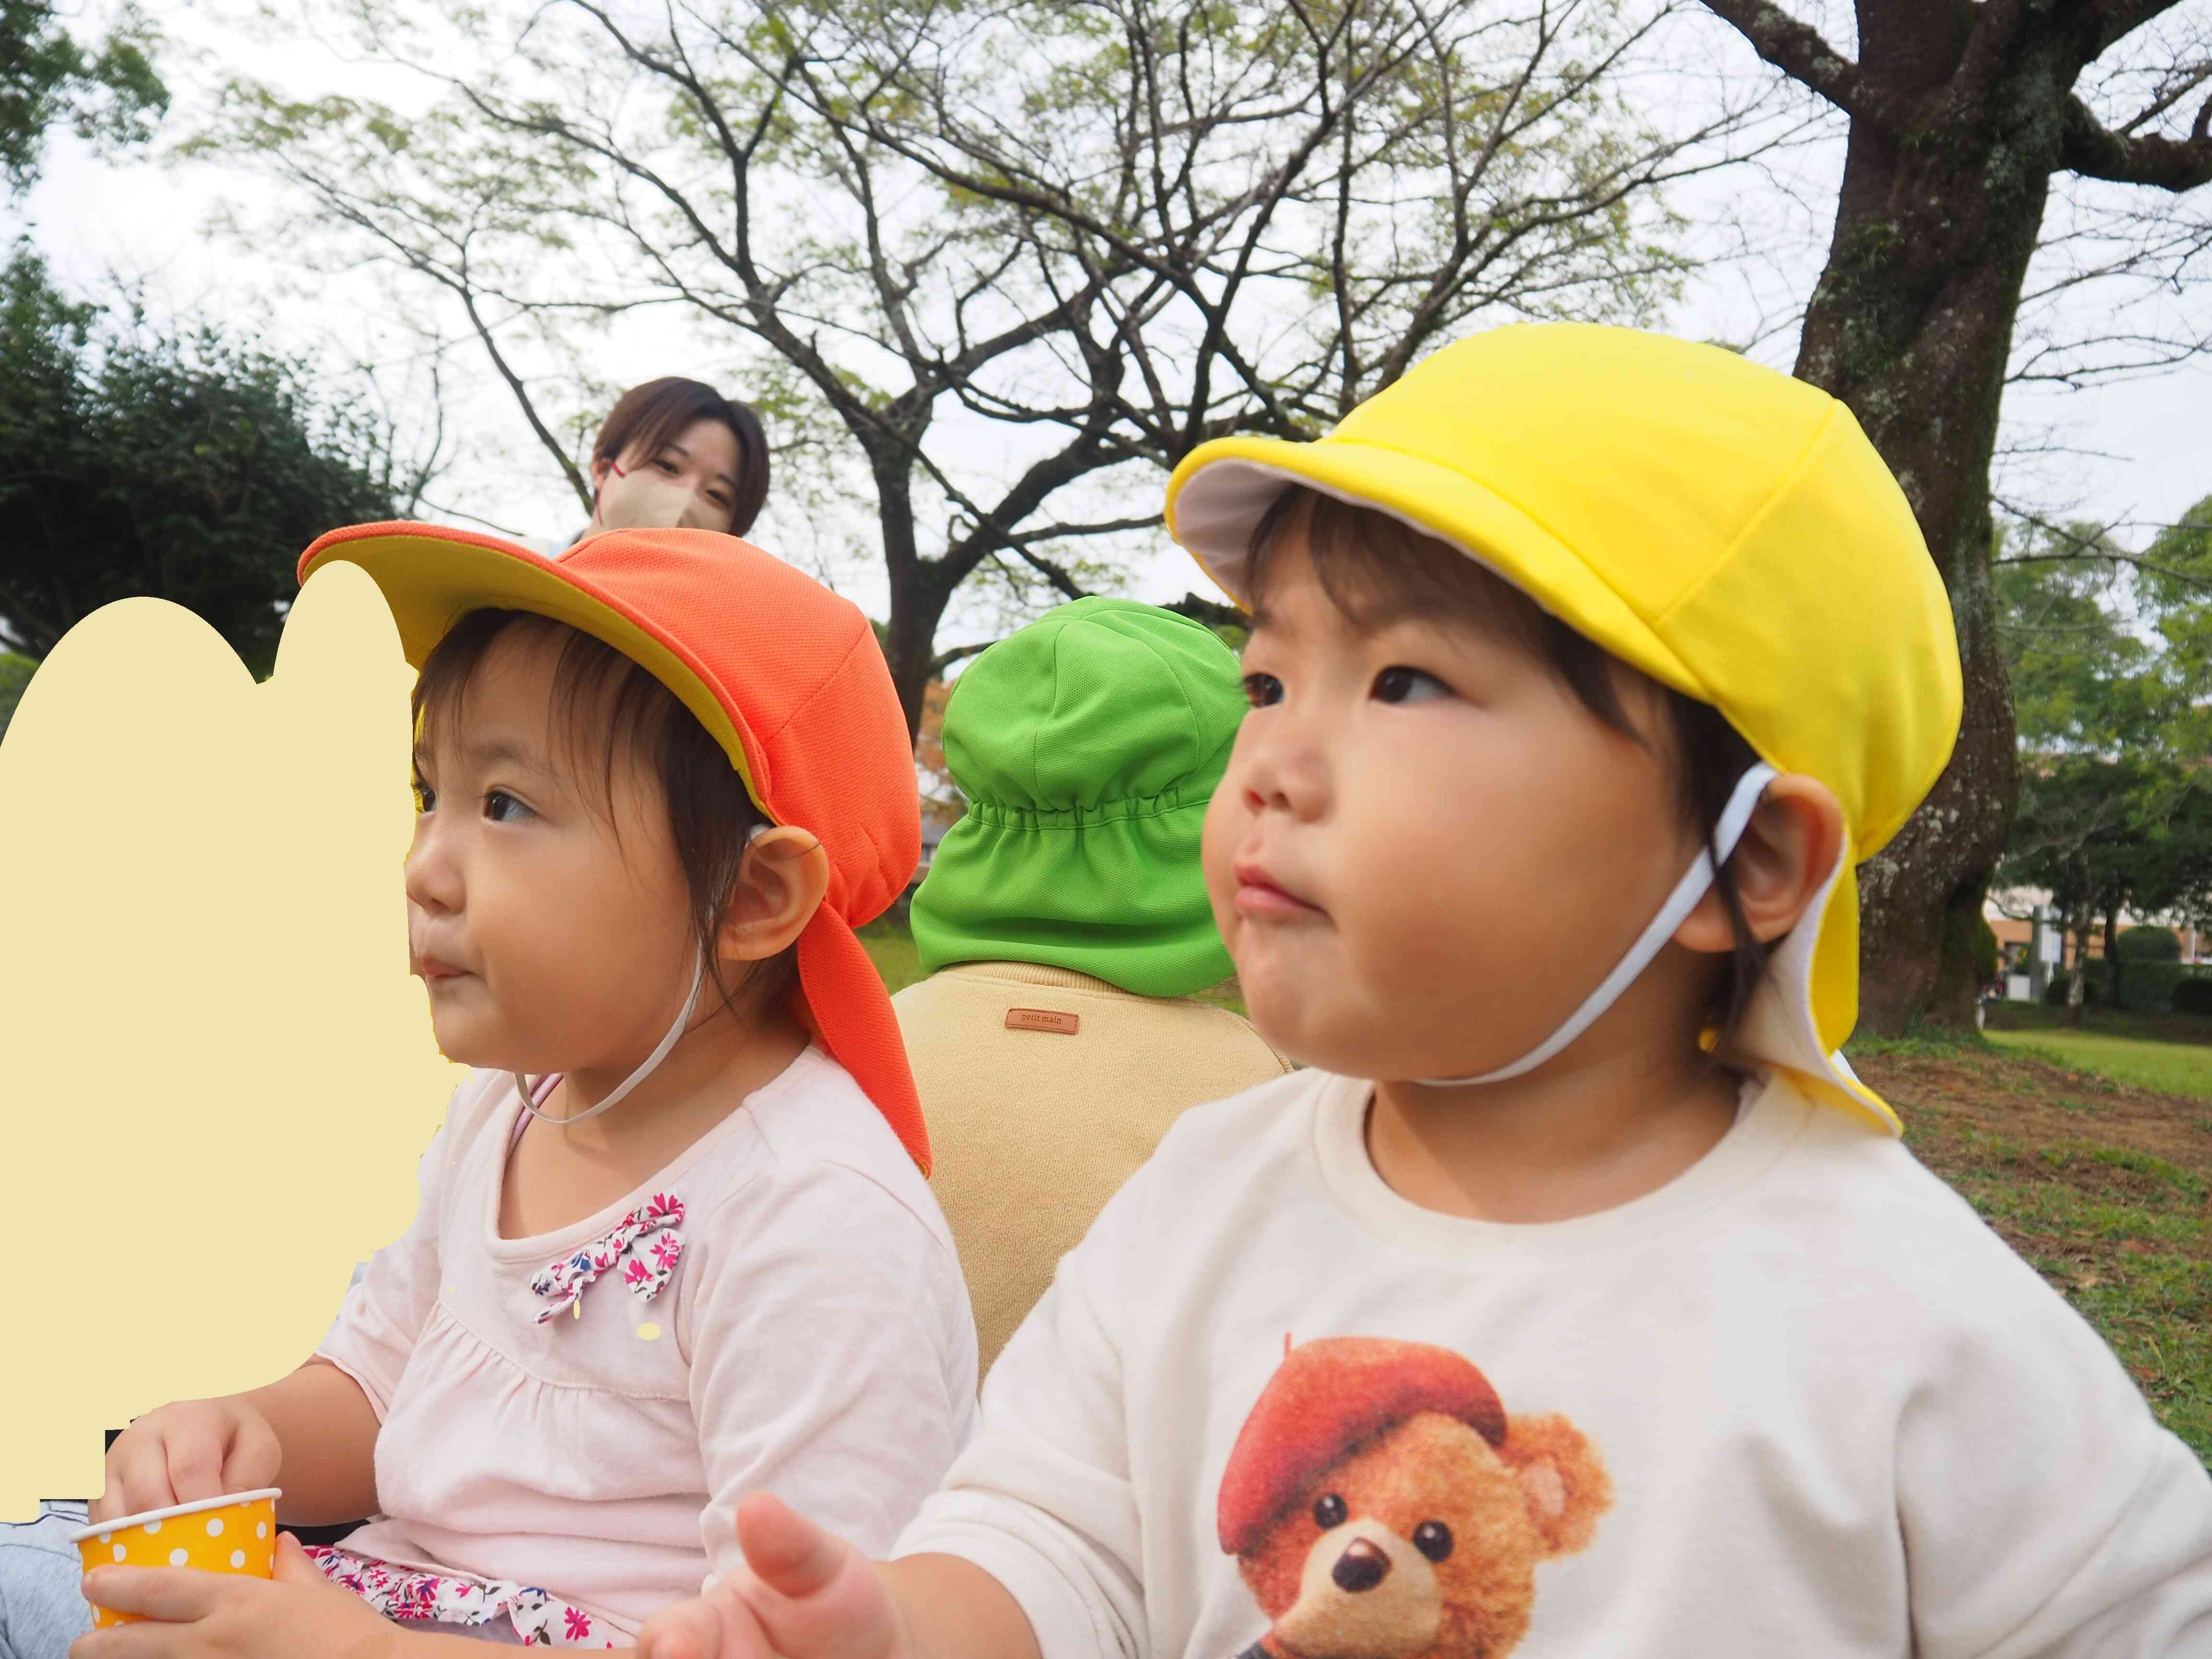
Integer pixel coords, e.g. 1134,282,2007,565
912,597,1244,998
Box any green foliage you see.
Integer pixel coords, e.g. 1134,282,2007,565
2120,926,2183,962
1973,915,2000,982
2003,756,2212,943
1996,524,2159,755
0,649,32,737
0,249,401,676
0,0,166,191
2140,499,2212,768
2045,971,2092,1008
2000,503,2212,991
1996,504,2212,769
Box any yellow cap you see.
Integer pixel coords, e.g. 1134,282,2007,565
1164,323,1962,1131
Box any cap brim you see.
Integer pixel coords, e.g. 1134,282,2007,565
798,912,931,1173
298,521,771,818
1166,440,1705,704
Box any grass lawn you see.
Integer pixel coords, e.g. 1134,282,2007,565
1983,1005,2212,1101
859,916,926,995
1849,1032,2212,1461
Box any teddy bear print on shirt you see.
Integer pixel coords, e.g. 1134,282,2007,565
1217,1337,1610,1659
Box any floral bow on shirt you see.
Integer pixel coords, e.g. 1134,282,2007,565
530,1192,685,1324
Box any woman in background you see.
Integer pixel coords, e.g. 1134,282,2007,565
577,379,770,541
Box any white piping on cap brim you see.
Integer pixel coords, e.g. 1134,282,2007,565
66,1490,282,1544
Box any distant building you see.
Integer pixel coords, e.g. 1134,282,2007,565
1984,887,2209,1002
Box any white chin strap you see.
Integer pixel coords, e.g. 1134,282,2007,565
515,951,709,1128
1417,762,1779,1087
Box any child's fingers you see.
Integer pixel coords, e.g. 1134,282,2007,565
735,1494,845,1600
269,1531,320,1584
100,1431,179,1519
636,1587,764,1659
159,1411,231,1507
79,1563,225,1623
219,1409,282,1497
733,1496,902,1659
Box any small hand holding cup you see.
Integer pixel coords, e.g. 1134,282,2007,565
69,1489,281,1628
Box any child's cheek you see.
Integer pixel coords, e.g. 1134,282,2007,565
1200,784,1248,944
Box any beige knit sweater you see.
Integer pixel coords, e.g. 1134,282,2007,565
893,962,1290,1375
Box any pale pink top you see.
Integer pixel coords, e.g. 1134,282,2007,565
316,1048,978,1638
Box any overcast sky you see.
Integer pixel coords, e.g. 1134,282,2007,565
18,1,2211,641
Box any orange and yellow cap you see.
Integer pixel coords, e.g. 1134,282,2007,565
298,521,930,1171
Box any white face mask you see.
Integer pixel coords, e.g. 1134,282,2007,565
1417,763,1779,1087
586,459,727,537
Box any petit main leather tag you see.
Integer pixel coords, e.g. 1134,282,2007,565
1005,1007,1081,1035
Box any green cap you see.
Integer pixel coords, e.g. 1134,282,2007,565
912,596,1246,996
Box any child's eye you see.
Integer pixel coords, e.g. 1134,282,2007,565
413,781,436,813
654,455,681,476
1242,672,1284,709
1372,666,1452,705
483,790,534,824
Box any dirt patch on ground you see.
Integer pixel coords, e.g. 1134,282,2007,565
1851,1042,2211,1454
1859,1047,2212,1194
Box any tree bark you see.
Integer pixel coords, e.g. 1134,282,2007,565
1698,2,2212,1031
1786,6,2095,1032
2104,905,2123,1010
2067,914,2090,1027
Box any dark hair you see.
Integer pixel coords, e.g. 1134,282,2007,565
412,608,797,1018
1246,486,1771,1049
593,378,771,536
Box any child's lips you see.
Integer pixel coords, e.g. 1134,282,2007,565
1233,861,1323,921
414,953,471,983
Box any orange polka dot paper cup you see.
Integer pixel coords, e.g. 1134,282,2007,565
68,1489,282,1627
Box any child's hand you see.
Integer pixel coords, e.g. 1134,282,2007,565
71,1530,397,1659
638,1495,908,1659
92,1397,281,1521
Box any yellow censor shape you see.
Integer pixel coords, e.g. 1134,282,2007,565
0,567,470,1515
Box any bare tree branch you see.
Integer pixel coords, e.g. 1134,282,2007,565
1693,0,1865,117
2060,89,2212,188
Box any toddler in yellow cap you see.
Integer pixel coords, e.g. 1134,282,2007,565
640,326,2212,1659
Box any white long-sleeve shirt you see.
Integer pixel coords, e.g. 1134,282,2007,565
897,1068,2212,1659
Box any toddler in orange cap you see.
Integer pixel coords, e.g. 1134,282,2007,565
59,523,977,1656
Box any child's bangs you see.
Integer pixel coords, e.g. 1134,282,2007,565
1245,486,1639,741
412,610,674,822
1245,487,1554,658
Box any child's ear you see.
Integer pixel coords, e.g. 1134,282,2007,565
1498,1413,1611,1558
718,826,830,963
1674,774,1846,954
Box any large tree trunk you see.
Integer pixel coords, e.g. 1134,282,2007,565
2104,906,2123,1010
1792,12,2089,1032
874,472,954,741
